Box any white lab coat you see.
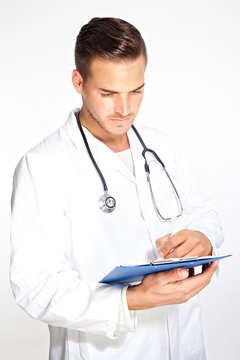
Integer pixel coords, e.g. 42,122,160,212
10,109,223,360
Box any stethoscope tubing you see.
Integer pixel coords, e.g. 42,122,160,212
76,111,108,192
75,110,183,219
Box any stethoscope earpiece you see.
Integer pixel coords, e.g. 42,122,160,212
99,192,116,213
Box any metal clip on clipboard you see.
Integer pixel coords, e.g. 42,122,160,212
151,256,199,265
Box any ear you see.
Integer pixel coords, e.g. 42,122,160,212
72,69,84,95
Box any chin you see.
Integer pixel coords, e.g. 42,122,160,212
108,119,134,135
110,125,132,136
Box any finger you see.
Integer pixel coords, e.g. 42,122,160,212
184,261,218,290
182,244,208,258
180,281,207,302
164,241,195,259
182,262,218,300
165,262,218,305
156,233,171,256
193,231,213,256
202,260,219,273
195,261,218,280
154,267,189,286
159,231,187,257
144,268,189,288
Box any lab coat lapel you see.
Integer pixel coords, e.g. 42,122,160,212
64,109,136,184
127,126,145,177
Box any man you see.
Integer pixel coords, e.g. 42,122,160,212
10,17,223,360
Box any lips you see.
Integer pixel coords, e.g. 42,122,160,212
111,117,131,122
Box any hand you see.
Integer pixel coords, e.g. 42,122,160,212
156,230,213,259
126,261,218,310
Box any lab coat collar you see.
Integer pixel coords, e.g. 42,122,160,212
63,109,145,184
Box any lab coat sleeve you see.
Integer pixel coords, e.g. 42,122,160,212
169,136,224,252
10,152,136,338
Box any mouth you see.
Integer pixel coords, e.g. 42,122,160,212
110,117,131,124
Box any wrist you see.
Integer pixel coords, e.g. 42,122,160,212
126,284,145,311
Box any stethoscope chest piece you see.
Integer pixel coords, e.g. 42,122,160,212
99,191,116,213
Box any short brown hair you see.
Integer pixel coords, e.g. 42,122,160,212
74,17,147,80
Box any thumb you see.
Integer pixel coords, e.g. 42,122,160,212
156,233,171,256
164,267,189,284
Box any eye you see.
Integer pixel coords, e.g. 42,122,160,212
101,93,112,97
132,90,143,95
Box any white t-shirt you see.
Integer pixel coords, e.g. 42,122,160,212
116,148,135,176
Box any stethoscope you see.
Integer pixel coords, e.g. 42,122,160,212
76,111,183,221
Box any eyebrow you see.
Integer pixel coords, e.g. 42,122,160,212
98,83,145,94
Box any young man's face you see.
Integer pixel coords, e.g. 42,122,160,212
77,55,146,139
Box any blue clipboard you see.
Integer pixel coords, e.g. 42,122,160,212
100,254,231,283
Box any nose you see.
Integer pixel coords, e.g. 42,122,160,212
114,95,130,117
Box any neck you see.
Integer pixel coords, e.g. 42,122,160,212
78,108,130,152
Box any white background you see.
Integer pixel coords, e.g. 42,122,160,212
0,0,239,359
